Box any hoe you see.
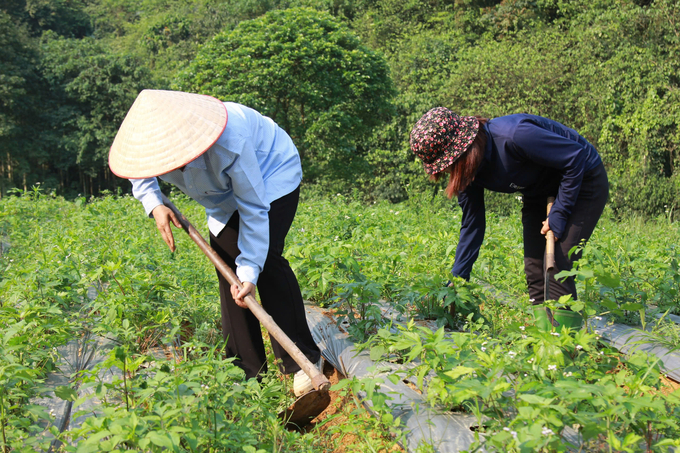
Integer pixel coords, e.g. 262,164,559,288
162,195,331,427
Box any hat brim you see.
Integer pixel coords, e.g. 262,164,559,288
109,90,228,179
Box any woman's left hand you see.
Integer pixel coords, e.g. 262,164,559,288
541,219,559,240
231,281,256,309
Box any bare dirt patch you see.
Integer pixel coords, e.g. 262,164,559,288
299,362,405,452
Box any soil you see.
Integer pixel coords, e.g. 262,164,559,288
660,374,680,395
299,362,405,453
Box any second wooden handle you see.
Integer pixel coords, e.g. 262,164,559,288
545,196,556,272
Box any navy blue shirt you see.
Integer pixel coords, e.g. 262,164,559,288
451,114,602,281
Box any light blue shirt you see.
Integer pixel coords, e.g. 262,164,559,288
131,102,302,285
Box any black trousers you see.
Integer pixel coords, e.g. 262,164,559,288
209,186,321,379
522,163,609,304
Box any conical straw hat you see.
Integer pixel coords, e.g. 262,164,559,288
109,90,228,179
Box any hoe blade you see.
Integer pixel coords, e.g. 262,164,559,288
279,388,331,428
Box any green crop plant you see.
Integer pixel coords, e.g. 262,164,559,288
2,186,679,451
333,272,384,342
361,322,680,452
63,342,322,452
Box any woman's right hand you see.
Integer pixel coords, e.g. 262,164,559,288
151,205,182,251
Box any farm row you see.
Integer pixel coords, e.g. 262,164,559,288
1,188,679,451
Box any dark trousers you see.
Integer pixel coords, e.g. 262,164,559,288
522,163,609,304
209,186,321,379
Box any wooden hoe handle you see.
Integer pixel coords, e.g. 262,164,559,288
545,196,556,273
161,195,330,391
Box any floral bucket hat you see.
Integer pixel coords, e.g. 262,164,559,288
409,107,479,175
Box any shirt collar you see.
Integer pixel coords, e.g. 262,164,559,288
474,124,492,175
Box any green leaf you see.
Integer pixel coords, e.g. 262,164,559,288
444,366,476,380
596,272,620,288
147,431,174,448
369,345,386,361
54,385,78,401
518,394,554,405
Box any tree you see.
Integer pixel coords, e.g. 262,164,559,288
40,33,151,195
0,11,42,196
3,0,92,38
174,7,395,189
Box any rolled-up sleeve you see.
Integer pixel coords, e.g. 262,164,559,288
512,122,589,239
219,139,270,285
452,184,486,281
131,178,164,217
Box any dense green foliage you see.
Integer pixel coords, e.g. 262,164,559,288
175,7,395,188
1,190,679,450
1,0,679,217
0,190,404,452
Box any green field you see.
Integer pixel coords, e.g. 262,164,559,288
1,189,679,452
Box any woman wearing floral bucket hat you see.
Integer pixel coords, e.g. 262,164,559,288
410,107,609,330
109,89,322,395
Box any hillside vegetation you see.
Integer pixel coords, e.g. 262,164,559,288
1,0,679,218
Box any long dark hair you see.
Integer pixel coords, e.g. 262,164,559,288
431,117,488,198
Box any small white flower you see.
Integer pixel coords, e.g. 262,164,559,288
528,358,534,363
503,427,510,432
563,371,573,377
481,347,486,352
345,216,350,219
548,364,557,371
576,345,583,350
529,298,535,302
508,351,517,358
542,426,554,436
511,431,518,439
522,335,527,339
600,351,604,355
524,373,528,377
334,236,339,241
595,316,602,320
519,325,525,331
394,211,400,215
551,332,560,336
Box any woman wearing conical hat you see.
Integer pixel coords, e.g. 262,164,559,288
409,107,609,329
109,90,322,395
